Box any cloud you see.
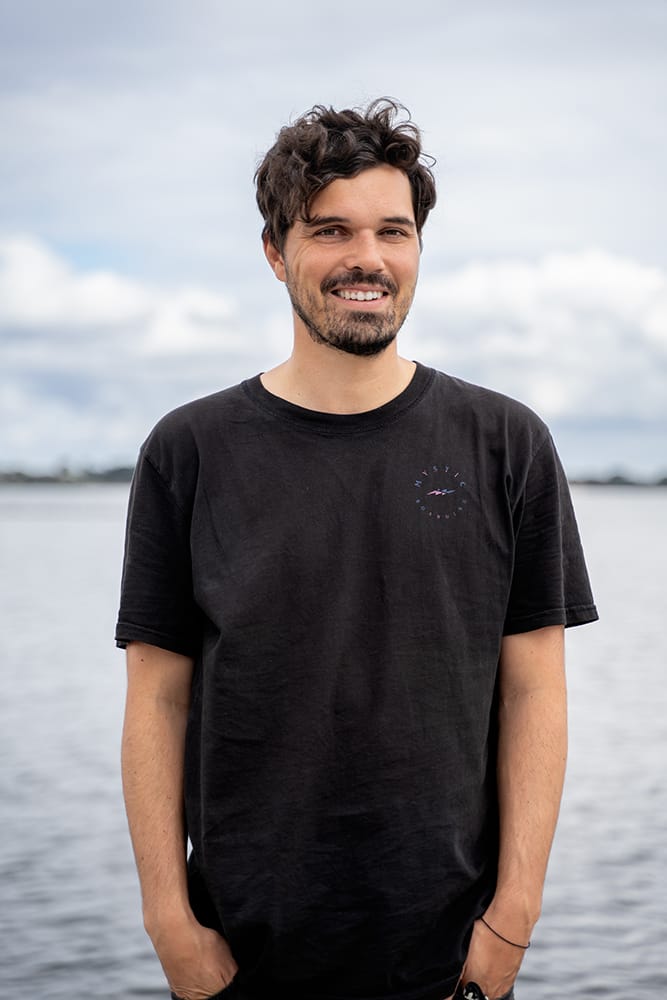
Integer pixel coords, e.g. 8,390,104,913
0,235,240,355
0,236,270,470
1,1,666,289
411,249,667,424
0,237,151,328
1,236,666,474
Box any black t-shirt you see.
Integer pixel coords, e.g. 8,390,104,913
116,364,597,1000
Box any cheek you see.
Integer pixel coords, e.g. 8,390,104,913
393,251,420,282
397,266,419,294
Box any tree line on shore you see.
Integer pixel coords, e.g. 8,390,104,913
1,467,666,487
0,466,135,484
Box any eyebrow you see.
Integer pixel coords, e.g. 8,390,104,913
303,214,417,231
383,216,417,229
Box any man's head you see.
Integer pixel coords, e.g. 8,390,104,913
255,98,437,253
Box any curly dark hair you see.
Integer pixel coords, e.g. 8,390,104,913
255,98,437,251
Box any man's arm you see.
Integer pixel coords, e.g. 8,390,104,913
121,641,238,1000
461,624,567,999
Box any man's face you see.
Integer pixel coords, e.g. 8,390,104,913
266,165,421,357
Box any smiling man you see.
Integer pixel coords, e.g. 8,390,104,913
265,165,419,360
117,100,598,1000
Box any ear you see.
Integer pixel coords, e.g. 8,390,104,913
263,236,287,283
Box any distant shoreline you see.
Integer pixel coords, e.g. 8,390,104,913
0,467,135,484
569,476,667,487
1,468,666,487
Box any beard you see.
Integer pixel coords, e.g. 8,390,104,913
286,269,414,357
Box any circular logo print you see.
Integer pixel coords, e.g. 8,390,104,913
414,464,469,520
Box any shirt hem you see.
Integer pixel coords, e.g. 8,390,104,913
504,602,599,634
114,622,197,657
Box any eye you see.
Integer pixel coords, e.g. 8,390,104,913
315,226,345,238
381,228,409,239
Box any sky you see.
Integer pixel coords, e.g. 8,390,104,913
1,0,666,477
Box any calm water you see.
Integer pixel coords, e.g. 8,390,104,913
1,484,665,999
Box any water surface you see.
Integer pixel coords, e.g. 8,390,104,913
1,485,665,998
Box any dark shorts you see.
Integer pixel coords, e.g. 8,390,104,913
171,986,515,1000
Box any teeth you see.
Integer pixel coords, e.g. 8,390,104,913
337,290,384,301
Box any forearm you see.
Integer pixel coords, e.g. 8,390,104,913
489,626,567,937
121,644,238,999
461,628,567,996
121,643,193,934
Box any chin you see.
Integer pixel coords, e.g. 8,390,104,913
307,313,401,357
330,336,397,357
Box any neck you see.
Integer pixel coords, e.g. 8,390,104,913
261,335,416,414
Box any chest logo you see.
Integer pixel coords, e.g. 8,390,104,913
414,464,469,520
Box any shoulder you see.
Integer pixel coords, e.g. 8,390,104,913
427,368,551,453
429,368,545,423
144,378,257,447
151,380,253,439
136,378,259,487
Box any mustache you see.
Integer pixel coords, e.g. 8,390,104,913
320,271,398,296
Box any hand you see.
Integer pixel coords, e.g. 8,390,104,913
459,918,525,1000
150,909,239,1000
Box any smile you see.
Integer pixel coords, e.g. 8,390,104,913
332,290,386,301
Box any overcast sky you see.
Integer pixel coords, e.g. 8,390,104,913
1,0,666,476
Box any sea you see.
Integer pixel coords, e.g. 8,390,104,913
1,483,665,999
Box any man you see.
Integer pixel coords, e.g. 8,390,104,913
117,99,598,1000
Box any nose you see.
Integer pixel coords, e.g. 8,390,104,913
342,231,385,274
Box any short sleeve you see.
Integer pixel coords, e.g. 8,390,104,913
115,449,201,657
503,433,598,635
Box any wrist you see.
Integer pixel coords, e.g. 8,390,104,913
479,914,531,951
143,896,195,943
483,890,541,941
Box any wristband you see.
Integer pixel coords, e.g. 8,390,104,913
480,915,531,950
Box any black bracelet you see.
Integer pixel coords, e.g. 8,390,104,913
480,916,531,950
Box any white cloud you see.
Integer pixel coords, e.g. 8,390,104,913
1,2,666,287
0,236,262,470
412,249,667,423
1,236,666,474
141,288,239,358
0,235,239,360
0,237,151,328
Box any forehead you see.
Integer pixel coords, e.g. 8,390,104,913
305,164,415,222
